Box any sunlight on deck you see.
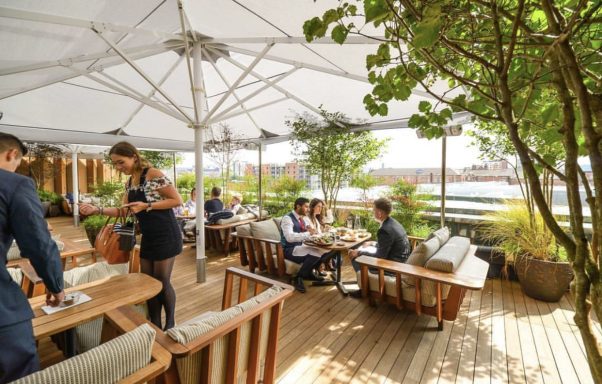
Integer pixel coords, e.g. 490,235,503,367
46,217,599,383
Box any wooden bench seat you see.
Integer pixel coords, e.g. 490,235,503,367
106,267,294,384
356,244,488,330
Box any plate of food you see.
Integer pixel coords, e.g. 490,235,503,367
306,234,334,246
340,235,359,242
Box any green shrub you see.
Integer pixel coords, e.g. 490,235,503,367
91,181,124,206
82,214,108,231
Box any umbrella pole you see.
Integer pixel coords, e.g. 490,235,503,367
71,147,80,227
441,136,446,228
193,43,207,283
258,142,262,220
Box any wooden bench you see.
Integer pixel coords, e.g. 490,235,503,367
356,244,488,330
235,232,288,277
205,218,259,256
106,267,294,384
16,311,170,384
15,246,141,298
7,238,96,270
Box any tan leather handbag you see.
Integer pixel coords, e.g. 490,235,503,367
94,211,132,264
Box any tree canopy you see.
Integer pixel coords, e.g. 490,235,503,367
304,0,602,378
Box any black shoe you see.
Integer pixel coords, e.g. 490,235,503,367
305,272,325,282
330,270,338,281
349,290,363,299
294,277,306,293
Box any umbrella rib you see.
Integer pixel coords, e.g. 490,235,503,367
210,68,297,122
118,54,186,132
203,49,264,134
94,29,194,123
200,44,274,125
177,0,199,123
206,46,326,118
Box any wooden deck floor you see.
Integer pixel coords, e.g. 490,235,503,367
48,217,599,383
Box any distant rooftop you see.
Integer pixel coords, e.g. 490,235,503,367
370,167,460,176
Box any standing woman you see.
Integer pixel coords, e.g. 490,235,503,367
80,142,183,330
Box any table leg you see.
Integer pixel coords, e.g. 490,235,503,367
223,228,231,256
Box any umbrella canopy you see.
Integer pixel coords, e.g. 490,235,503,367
0,0,469,148
0,0,470,281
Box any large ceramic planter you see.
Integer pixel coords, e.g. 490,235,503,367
48,204,61,217
514,255,573,302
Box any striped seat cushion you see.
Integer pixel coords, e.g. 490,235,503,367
167,286,283,384
12,324,155,384
62,262,129,353
7,267,23,286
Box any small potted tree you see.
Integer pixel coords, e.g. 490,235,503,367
48,192,63,217
37,189,52,217
480,201,573,302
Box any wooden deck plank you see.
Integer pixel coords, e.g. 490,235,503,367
349,311,409,384
437,290,473,384
456,285,482,383
547,300,594,384
501,279,526,384
39,217,598,384
474,279,493,384
490,278,509,384
534,300,581,384
520,284,564,384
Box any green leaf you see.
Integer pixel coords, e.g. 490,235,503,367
418,101,432,113
331,24,349,44
303,17,325,42
378,103,389,116
541,104,559,124
364,0,390,23
411,5,442,48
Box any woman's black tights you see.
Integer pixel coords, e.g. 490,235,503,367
141,257,176,330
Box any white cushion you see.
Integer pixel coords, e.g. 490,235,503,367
7,267,23,286
250,220,280,241
425,236,471,273
12,324,155,384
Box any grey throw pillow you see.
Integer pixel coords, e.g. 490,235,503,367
425,236,471,272
406,237,441,267
250,220,281,241
426,227,450,246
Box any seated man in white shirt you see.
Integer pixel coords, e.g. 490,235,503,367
280,197,331,293
226,193,242,214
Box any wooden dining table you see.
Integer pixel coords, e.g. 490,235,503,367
29,273,161,350
306,232,372,295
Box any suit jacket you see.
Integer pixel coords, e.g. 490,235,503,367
361,216,411,263
0,169,63,327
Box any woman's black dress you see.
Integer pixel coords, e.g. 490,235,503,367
127,168,182,261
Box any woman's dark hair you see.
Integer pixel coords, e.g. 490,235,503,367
108,141,150,172
309,198,325,226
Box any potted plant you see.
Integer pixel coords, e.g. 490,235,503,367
480,201,573,302
82,215,108,247
37,189,52,217
48,192,63,217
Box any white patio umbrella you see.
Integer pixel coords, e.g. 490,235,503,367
0,0,471,282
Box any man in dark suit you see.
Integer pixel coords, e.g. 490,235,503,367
348,198,411,290
0,133,65,383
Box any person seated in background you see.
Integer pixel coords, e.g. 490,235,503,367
204,186,223,217
347,197,411,297
227,193,243,214
183,188,196,215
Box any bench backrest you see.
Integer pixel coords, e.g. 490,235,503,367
163,267,294,384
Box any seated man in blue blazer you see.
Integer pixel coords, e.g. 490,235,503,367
348,198,411,296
